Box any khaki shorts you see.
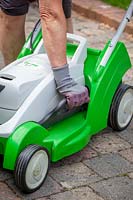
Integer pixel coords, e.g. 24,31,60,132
0,0,72,18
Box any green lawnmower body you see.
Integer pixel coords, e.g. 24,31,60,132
0,38,131,171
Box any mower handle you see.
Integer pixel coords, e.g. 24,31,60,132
99,0,133,67
66,33,88,64
34,33,87,64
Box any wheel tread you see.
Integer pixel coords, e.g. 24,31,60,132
14,144,50,193
108,83,133,131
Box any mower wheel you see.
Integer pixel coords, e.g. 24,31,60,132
14,144,50,193
108,83,133,131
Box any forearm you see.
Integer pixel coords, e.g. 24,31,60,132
39,0,67,67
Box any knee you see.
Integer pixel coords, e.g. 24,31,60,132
39,5,59,23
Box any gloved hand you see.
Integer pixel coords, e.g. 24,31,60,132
53,64,89,109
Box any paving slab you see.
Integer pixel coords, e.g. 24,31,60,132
50,162,102,189
84,153,133,178
49,187,104,200
117,129,133,145
6,176,62,200
90,131,131,154
0,182,21,200
90,176,133,200
128,172,133,179
119,148,133,163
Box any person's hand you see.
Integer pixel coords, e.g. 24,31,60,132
53,64,89,109
61,84,89,109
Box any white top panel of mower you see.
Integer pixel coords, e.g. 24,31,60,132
0,53,84,111
0,54,53,110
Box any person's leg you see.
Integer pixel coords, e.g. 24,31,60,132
66,17,73,33
39,0,67,67
62,0,73,33
0,11,26,65
39,0,89,109
0,0,29,65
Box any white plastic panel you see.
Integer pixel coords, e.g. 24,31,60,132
0,108,16,124
34,33,88,65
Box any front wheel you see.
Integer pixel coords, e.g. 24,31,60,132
14,144,50,193
108,83,133,131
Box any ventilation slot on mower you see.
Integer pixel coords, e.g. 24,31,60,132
0,75,15,81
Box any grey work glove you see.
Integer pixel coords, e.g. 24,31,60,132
53,64,89,109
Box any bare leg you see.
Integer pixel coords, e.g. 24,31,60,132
39,0,89,109
62,0,73,33
66,17,73,33
39,0,67,67
0,10,26,65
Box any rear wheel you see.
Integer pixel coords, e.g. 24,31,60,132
14,144,50,193
108,83,133,131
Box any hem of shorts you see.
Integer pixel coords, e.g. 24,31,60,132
1,7,28,16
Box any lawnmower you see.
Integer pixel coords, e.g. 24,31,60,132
0,0,132,193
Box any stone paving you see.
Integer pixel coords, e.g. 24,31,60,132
0,3,133,200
